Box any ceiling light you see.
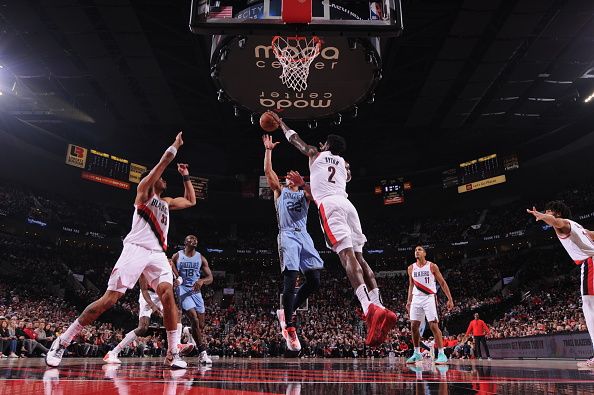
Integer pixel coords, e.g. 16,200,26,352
585,92,594,103
0,91,3,96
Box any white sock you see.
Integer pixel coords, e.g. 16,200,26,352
113,330,137,355
438,348,444,354
355,284,371,315
414,347,420,354
177,323,182,344
60,319,83,346
167,330,178,354
368,288,384,308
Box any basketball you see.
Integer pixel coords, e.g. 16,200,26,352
260,112,280,132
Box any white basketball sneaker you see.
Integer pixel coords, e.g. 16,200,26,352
45,337,67,367
199,350,213,364
164,351,187,369
103,351,122,364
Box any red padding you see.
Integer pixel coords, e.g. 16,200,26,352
282,0,312,23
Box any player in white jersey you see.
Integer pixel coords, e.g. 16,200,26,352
46,132,196,369
405,246,454,365
527,201,594,368
265,111,398,347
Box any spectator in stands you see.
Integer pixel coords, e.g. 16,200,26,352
464,313,491,359
22,321,49,356
0,319,18,358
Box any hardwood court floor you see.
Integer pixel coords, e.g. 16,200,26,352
1,357,594,394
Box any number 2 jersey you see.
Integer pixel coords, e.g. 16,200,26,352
411,261,437,296
176,250,202,288
123,194,169,251
309,151,348,204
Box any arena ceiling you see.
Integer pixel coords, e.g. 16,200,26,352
2,0,594,181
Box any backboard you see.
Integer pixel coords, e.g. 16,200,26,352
190,0,403,37
191,0,402,121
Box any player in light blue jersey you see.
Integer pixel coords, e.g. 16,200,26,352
263,134,324,353
171,234,213,364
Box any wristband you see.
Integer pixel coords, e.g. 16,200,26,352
166,146,177,156
175,277,183,286
182,175,190,182
283,129,297,141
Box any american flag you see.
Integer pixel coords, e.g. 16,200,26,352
210,5,233,19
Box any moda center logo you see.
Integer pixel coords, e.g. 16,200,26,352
254,44,339,111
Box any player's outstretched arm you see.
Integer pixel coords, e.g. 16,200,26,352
164,164,197,211
262,134,282,198
526,206,570,234
431,263,454,310
137,132,183,203
265,111,318,159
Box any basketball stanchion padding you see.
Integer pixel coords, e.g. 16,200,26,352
282,0,312,24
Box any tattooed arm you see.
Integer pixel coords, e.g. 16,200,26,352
265,111,319,161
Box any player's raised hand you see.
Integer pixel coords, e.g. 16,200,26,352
527,206,546,221
262,134,280,150
173,131,184,149
287,170,305,187
177,163,189,176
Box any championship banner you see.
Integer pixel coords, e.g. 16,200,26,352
129,163,147,184
458,175,506,194
81,171,130,190
65,144,88,169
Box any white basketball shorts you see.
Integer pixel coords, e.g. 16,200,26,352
318,195,367,254
410,294,439,323
138,290,162,318
107,243,173,294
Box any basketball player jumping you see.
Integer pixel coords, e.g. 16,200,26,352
171,234,213,364
103,274,194,364
46,132,195,369
527,201,594,368
405,245,454,364
262,134,324,353
265,111,397,346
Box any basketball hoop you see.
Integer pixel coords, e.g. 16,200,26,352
272,35,322,92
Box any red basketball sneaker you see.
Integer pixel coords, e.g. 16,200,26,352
365,304,385,346
372,308,398,346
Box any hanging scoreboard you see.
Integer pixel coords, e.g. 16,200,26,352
441,153,519,193
65,144,146,190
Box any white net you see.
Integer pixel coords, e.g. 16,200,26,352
272,36,322,92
